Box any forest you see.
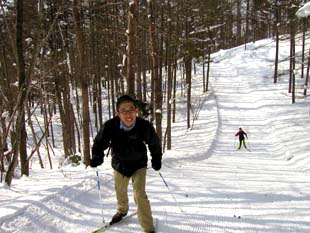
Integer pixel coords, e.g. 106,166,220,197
0,0,309,186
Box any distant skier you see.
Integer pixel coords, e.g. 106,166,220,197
235,127,248,150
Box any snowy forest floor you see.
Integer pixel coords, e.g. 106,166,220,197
1,38,310,233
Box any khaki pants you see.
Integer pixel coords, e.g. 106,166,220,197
114,168,154,232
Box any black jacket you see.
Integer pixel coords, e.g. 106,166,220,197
92,116,162,177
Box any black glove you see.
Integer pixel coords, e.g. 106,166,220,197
151,159,161,171
90,154,104,168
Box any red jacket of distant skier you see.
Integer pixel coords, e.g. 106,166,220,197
235,130,247,140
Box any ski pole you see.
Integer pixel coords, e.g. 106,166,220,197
246,136,251,151
96,168,105,223
159,171,184,213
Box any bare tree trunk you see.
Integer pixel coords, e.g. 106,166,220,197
148,0,162,145
288,3,296,103
244,0,250,49
203,55,206,92
166,3,172,150
135,1,143,102
185,55,192,129
185,18,192,129
166,55,172,150
304,47,310,96
274,0,279,83
0,115,9,182
72,0,90,164
6,0,28,186
236,0,242,45
89,0,101,131
107,45,116,117
142,30,148,102
206,46,211,92
301,18,306,79
289,32,296,104
172,49,177,124
97,76,103,125
126,0,138,97
54,77,75,157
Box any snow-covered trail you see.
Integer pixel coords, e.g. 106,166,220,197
158,42,310,232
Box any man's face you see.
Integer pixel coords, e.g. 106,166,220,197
117,102,138,127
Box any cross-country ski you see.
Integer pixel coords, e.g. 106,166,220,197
91,212,137,233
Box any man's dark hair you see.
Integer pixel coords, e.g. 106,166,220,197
116,95,136,110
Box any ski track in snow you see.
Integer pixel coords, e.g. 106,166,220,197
1,39,310,233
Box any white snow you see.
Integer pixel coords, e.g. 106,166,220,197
296,2,310,18
1,37,310,233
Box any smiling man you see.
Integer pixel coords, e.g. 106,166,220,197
90,95,162,233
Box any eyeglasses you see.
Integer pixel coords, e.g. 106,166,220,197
119,109,136,115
